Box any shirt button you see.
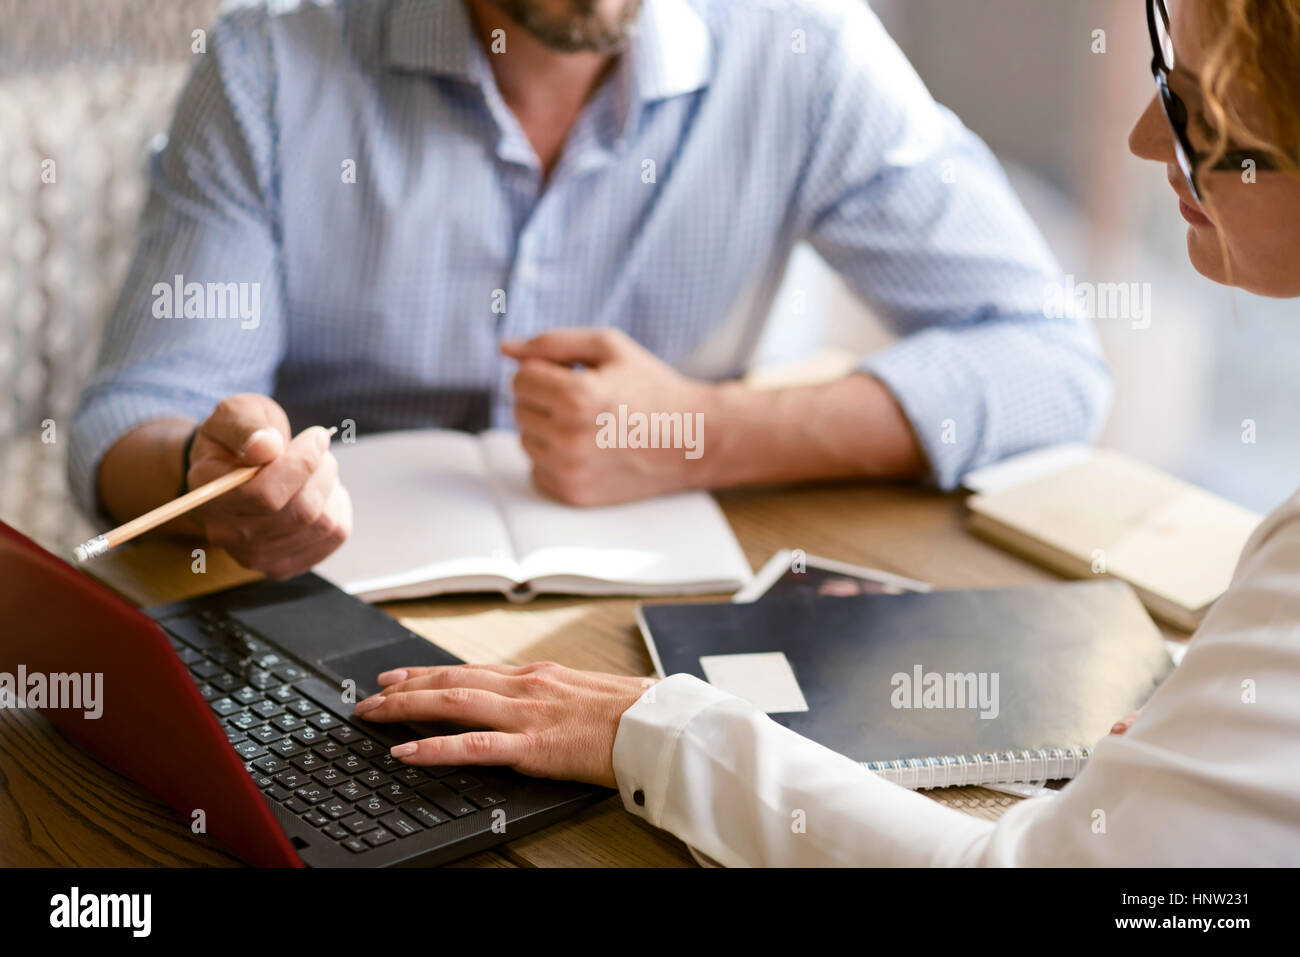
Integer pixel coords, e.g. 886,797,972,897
633,789,646,807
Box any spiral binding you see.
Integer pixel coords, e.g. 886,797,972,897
861,747,1092,790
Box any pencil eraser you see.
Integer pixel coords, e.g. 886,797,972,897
73,544,89,564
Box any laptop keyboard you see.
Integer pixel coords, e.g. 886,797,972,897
162,609,506,855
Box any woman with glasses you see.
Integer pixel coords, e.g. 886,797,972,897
354,0,1300,865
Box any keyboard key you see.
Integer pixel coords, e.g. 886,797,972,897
211,673,243,692
265,785,292,801
247,670,278,690
272,714,306,733
248,724,281,744
357,769,386,789
292,727,326,747
335,753,366,774
415,781,458,804
405,802,449,828
253,652,285,671
295,784,332,804
378,811,423,837
357,794,394,817
313,766,346,787
322,822,350,841
174,646,202,665
463,789,507,809
364,827,395,847
163,618,220,651
269,739,307,758
352,739,381,757
275,665,309,682
251,700,285,719
228,711,261,731
395,767,429,787
253,774,275,789
283,798,307,814
420,784,475,818
334,779,368,802
196,683,222,701
342,837,369,854
312,741,346,761
233,741,267,761
330,726,361,745
223,726,248,745
210,697,240,716
308,712,340,731
268,685,297,703
372,754,402,773
319,798,352,819
253,755,287,774
274,770,310,790
190,659,226,679
304,809,330,827
378,782,416,804
286,698,316,717
232,686,262,706
342,814,378,835
292,752,327,772
443,773,482,793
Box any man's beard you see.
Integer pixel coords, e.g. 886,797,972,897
486,0,642,53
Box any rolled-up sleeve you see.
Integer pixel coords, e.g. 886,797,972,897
797,2,1111,489
69,8,286,517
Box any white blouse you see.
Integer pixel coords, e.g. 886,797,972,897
611,490,1300,866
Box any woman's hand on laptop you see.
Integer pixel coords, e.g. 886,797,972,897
188,393,352,579
353,662,658,788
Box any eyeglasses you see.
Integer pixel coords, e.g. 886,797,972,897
1147,0,1276,204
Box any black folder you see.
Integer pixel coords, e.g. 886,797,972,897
636,580,1176,788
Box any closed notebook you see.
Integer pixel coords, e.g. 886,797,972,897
636,580,1175,790
965,449,1260,631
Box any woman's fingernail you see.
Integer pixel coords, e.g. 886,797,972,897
353,694,384,715
1110,721,1127,734
377,669,407,685
391,742,418,759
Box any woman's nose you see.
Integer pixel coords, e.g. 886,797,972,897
1129,95,1177,163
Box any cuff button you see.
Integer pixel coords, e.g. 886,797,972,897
632,789,645,807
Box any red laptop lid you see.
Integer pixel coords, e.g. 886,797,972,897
0,522,301,867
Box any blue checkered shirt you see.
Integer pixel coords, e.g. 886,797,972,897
69,0,1111,515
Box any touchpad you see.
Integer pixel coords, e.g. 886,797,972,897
317,636,462,698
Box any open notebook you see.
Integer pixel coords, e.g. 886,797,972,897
315,429,752,602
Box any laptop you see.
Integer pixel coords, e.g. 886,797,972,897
0,521,605,867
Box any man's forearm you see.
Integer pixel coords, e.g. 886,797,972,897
696,372,929,489
97,417,201,532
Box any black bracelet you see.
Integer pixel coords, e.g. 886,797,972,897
179,426,200,496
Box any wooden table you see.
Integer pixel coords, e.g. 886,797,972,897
0,482,1182,867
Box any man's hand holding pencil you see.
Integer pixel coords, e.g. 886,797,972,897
78,393,352,579
186,394,352,579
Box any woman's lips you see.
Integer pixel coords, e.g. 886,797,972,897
1180,197,1214,227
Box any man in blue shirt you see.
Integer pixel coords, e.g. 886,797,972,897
73,0,1110,579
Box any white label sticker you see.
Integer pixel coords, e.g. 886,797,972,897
699,652,809,714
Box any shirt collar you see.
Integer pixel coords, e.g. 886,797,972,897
382,0,712,103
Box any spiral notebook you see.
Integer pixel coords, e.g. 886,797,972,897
635,580,1175,789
